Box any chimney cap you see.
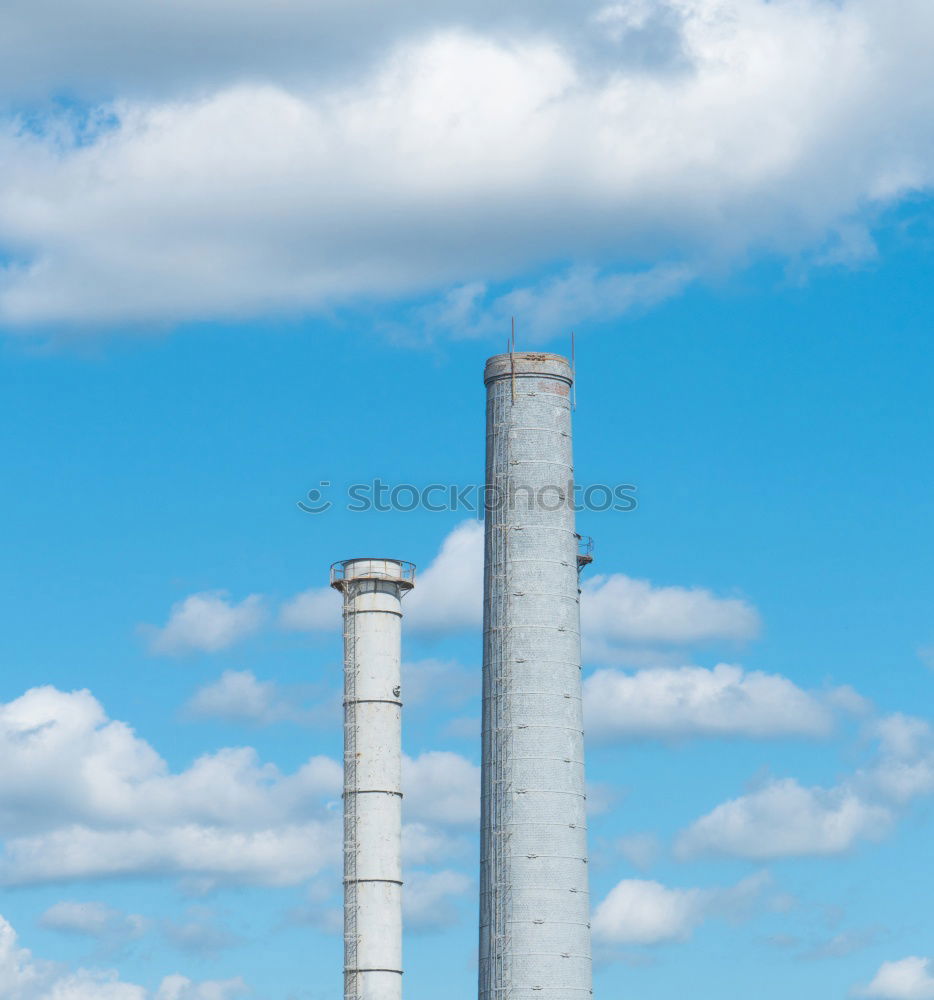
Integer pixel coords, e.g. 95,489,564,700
484,352,572,385
330,558,416,591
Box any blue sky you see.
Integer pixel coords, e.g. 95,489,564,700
2,2,934,999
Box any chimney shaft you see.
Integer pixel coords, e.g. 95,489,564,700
480,353,593,1000
331,558,415,1000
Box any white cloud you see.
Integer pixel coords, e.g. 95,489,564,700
858,958,934,1000
581,575,760,652
874,714,933,759
673,711,934,861
0,0,611,101
403,870,472,930
162,908,238,957
401,823,472,868
676,778,892,861
185,670,281,723
4,1,934,331
616,833,660,872
4,820,340,891
592,872,768,946
155,977,247,1000
280,521,483,635
0,913,243,1000
593,879,703,944
0,685,342,833
143,592,265,655
0,685,342,885
0,916,47,998
39,902,146,943
801,927,879,961
826,685,875,717
403,263,694,342
184,670,328,726
863,714,934,804
399,521,484,633
403,752,480,827
278,587,339,632
583,664,833,741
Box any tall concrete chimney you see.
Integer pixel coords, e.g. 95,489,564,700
331,558,416,1000
480,353,592,1000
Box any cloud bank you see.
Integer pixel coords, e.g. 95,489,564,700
143,592,265,656
676,778,893,861
858,957,934,1000
676,713,934,860
2,0,934,332
281,521,484,636
592,872,768,946
0,913,246,1000
581,574,760,652
584,664,834,741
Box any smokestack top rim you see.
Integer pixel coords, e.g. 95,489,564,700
484,352,572,385
330,557,416,590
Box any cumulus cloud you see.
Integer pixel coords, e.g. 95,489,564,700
395,521,483,634
615,833,660,872
857,957,934,1000
184,670,329,726
674,710,934,861
863,714,934,804
0,913,244,1000
39,902,147,944
403,752,480,827
581,575,760,652
281,521,482,635
0,684,341,885
403,870,472,930
0,685,342,833
4,816,341,893
0,684,477,886
593,879,704,945
278,587,338,632
185,670,284,724
155,977,246,1000
162,908,239,958
3,1,934,331
676,778,893,861
143,592,265,655
592,872,768,946
583,664,833,742
401,823,473,868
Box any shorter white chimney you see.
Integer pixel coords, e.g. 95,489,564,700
331,558,415,1000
